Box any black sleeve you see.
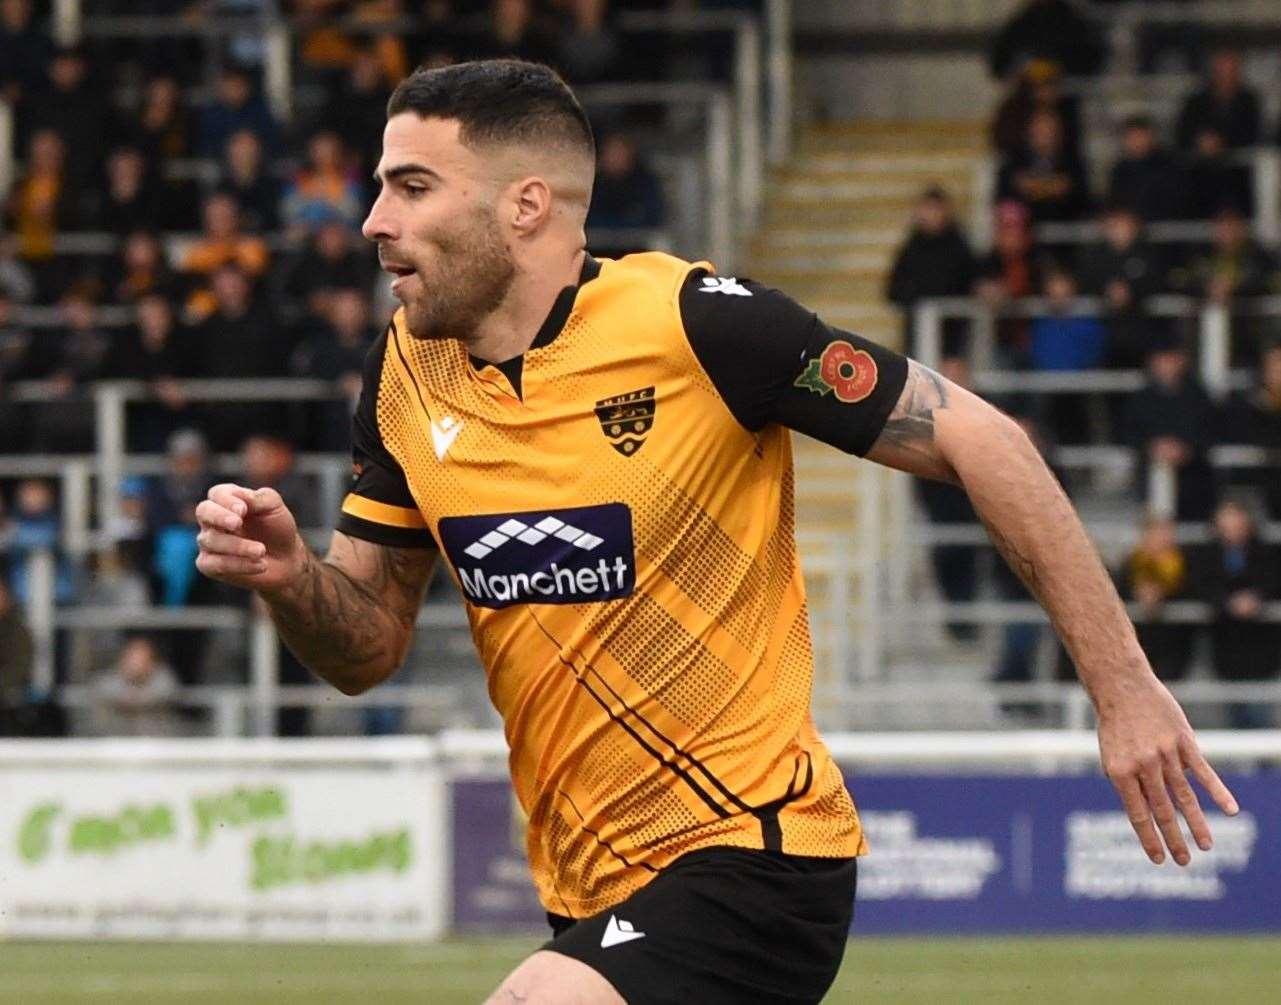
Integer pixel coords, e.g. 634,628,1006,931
679,269,909,456
334,327,438,549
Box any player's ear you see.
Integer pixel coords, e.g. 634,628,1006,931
509,176,552,235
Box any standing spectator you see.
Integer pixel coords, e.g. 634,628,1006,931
975,200,1042,362
281,220,379,317
587,131,665,246
198,65,278,159
280,131,366,236
988,0,1104,80
18,46,108,194
555,0,625,84
1202,497,1279,729
1175,48,1261,151
1106,115,1185,222
1181,127,1253,220
220,129,282,234
997,108,1090,223
0,578,34,736
1028,265,1106,445
1222,341,1281,519
1120,515,1196,682
1123,336,1218,521
90,635,182,737
181,192,271,320
88,146,164,236
887,186,977,357
1076,205,1168,368
991,59,1081,162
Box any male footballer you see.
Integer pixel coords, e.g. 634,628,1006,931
196,60,1238,1004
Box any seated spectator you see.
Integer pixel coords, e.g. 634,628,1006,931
329,46,394,175
1175,48,1261,151
1106,115,1185,222
1029,266,1106,445
221,129,281,234
556,0,625,84
109,293,190,451
0,0,52,110
475,0,556,64
0,577,35,737
291,286,373,451
88,146,164,236
1123,335,1218,521
1076,205,1168,368
991,58,1081,162
988,0,1104,81
241,433,319,530
6,477,74,605
1221,341,1281,519
281,220,378,317
130,74,194,165
280,131,366,236
997,107,1090,223
199,65,278,159
975,200,1042,362
105,230,178,306
886,186,977,357
1201,497,1279,729
588,131,665,245
1181,127,1253,220
0,289,34,450
77,543,152,673
17,45,108,193
89,635,182,737
1119,514,1196,682
27,288,112,454
182,192,271,320
5,129,78,296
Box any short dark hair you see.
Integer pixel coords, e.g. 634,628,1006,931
387,59,594,160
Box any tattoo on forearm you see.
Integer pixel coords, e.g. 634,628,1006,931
870,360,958,482
979,511,1042,599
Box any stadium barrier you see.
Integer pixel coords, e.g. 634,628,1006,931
1,731,1278,940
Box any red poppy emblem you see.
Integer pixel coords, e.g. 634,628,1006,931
819,342,878,403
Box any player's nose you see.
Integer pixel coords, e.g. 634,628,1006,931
362,193,397,243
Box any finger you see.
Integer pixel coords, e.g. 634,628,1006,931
1181,736,1239,816
244,485,285,515
197,529,267,560
196,552,269,579
1163,749,1212,853
1113,773,1166,865
195,499,243,534
1139,761,1190,866
207,483,256,517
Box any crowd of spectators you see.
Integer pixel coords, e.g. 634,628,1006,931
0,0,712,735
891,8,1281,721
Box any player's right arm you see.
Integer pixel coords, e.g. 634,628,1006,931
195,483,435,694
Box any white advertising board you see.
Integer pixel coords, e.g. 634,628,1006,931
0,740,448,941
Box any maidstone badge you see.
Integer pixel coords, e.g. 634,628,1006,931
793,340,878,403
595,386,656,457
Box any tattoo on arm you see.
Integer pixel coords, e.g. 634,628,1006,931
978,510,1042,601
867,359,959,482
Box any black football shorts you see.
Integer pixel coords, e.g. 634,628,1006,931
542,846,858,1005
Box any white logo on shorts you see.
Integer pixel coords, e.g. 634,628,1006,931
600,915,646,948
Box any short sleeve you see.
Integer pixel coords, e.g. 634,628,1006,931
679,269,909,455
335,328,438,549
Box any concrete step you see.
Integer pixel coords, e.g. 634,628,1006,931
758,248,896,273
751,226,904,250
772,177,972,202
780,152,982,176
762,202,958,227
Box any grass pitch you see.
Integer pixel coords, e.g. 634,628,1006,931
1,935,1278,1003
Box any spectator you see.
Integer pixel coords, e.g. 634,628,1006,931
0,577,34,736
242,433,319,529
1181,127,1253,220
1222,341,1281,519
997,107,1090,223
329,46,394,175
110,293,190,451
1123,335,1217,521
220,129,281,234
5,129,77,294
77,543,152,674
976,200,1042,361
991,58,1081,162
1106,115,1185,222
199,65,278,159
1076,205,1168,368
130,74,194,165
291,286,373,450
0,0,52,109
1202,497,1279,729
88,146,164,235
588,131,665,249
887,187,977,357
1175,48,1261,151
182,192,271,320
6,478,74,605
27,288,112,454
555,0,625,84
18,46,108,193
1028,265,1106,445
989,0,1104,80
105,230,178,306
0,289,33,449
1119,514,1195,682
476,0,556,64
90,635,182,737
282,219,379,315
280,130,366,236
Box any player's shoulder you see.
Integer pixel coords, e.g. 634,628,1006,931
594,251,716,309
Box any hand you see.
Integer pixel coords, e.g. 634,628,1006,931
1097,675,1238,866
195,483,306,593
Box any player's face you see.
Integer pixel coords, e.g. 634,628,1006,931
364,114,516,342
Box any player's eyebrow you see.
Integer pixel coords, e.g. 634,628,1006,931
373,164,443,186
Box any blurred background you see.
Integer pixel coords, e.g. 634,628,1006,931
1,1,1281,998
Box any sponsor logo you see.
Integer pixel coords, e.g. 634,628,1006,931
438,504,635,610
600,915,646,948
793,340,879,403
697,275,752,297
594,386,655,457
430,415,463,461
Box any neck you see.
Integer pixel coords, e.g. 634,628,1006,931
464,245,586,363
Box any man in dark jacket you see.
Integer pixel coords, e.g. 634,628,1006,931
1106,115,1185,222
989,0,1105,80
1175,49,1261,151
886,187,977,356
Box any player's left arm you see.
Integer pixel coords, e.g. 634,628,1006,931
865,358,1240,866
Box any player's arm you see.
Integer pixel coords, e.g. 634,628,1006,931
196,484,435,694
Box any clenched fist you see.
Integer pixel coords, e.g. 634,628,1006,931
195,483,307,594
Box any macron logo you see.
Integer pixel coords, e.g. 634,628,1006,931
698,276,752,297
600,915,646,948
462,516,604,560
430,416,463,461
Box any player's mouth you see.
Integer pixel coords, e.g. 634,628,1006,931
381,260,418,296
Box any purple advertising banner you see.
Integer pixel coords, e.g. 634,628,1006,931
451,773,1281,933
